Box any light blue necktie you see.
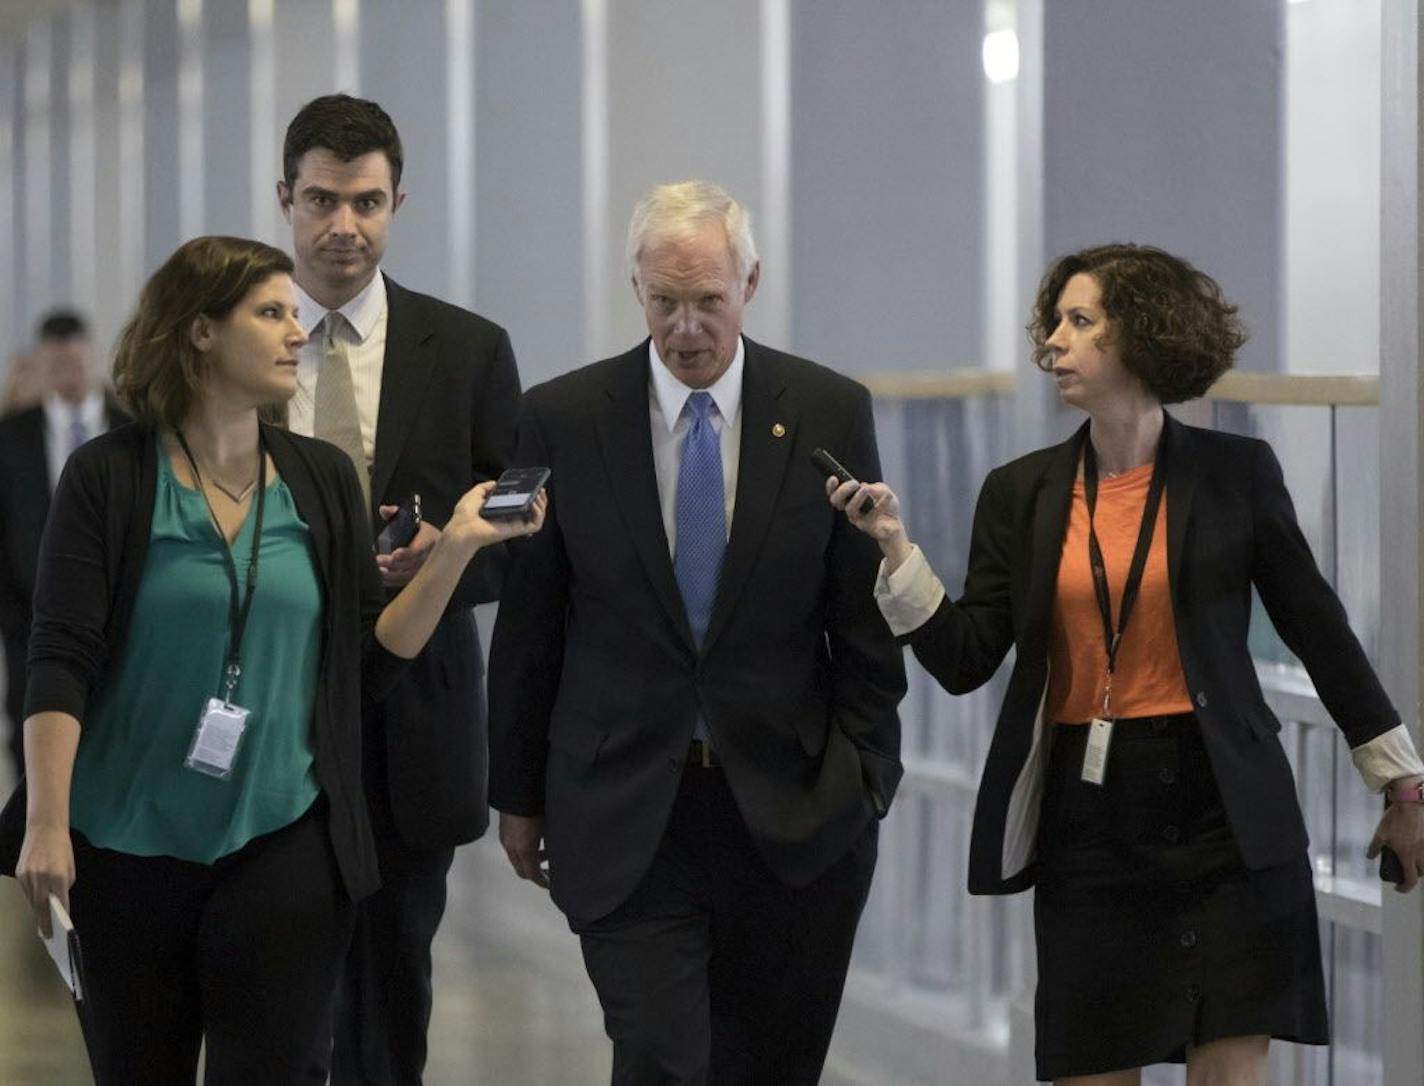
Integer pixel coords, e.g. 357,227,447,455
67,407,87,459
673,391,727,650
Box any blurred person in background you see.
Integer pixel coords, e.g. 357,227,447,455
828,243,1424,1086
0,311,126,779
0,349,44,415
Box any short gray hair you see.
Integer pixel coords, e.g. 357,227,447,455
625,180,759,286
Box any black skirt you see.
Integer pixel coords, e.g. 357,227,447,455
1032,714,1328,1081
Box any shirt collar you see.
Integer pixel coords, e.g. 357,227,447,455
43,391,103,426
294,270,387,343
648,337,745,433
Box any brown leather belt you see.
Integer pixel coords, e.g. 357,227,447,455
687,739,720,768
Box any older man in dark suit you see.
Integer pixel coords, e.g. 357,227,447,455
0,311,125,779
490,180,906,1084
276,94,521,1085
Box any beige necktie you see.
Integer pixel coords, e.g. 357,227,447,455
314,312,371,512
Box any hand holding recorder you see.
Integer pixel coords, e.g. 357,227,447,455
815,448,914,572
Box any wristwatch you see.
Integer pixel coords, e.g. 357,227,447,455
1386,778,1424,804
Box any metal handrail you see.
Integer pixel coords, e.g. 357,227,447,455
863,366,1379,408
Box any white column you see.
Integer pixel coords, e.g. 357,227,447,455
1378,3,1424,1084
333,0,359,93
0,49,16,356
117,0,144,292
580,0,609,359
248,0,276,243
446,0,474,307
68,5,97,321
178,0,205,239
23,17,52,322
757,0,790,349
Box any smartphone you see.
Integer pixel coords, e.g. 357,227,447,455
376,493,421,555
482,467,551,521
810,448,876,516
1380,792,1406,886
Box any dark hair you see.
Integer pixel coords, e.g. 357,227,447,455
112,236,294,430
283,94,403,191
37,309,89,341
1028,243,1246,404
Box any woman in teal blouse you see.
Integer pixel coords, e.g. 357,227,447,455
3,236,544,1084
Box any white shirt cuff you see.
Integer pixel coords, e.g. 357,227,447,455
1350,723,1424,793
873,545,946,637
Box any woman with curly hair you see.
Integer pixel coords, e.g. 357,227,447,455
826,243,1424,1084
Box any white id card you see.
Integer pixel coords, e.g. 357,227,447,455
185,697,250,779
1081,717,1113,785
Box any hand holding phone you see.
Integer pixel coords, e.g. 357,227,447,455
811,448,877,516
482,467,551,521
376,494,422,554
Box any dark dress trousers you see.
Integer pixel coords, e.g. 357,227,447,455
330,275,521,1086
488,339,906,1083
902,414,1399,896
0,399,126,777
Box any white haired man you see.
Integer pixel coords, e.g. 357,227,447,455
489,180,906,1083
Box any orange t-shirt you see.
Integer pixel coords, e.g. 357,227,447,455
1046,461,1194,724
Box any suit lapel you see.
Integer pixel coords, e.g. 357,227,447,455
701,340,794,656
1023,421,1087,654
594,345,696,651
1163,413,1196,598
370,275,439,513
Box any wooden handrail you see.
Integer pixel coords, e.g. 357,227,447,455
860,367,1379,408
859,368,1015,399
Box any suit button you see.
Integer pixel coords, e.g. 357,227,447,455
1196,691,1209,708
1180,930,1198,949
668,757,681,773
1162,825,1181,844
1159,768,1176,785
1185,984,1201,1003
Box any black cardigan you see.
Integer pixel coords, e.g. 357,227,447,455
0,422,407,901
907,415,1399,896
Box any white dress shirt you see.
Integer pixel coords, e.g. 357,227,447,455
289,272,389,467
649,338,745,557
43,391,105,492
873,546,1424,790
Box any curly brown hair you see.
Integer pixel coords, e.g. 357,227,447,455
112,236,294,430
1027,244,1246,404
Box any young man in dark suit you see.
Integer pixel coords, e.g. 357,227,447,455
0,311,125,779
276,94,521,1085
489,181,906,1084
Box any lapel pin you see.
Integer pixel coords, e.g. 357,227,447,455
772,423,786,438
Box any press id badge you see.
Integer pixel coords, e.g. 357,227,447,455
1081,717,1113,786
185,698,250,779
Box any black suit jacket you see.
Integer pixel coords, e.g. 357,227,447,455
487,339,906,925
903,414,1399,896
0,399,127,723
362,275,520,849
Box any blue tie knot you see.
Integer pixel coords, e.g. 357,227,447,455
685,390,716,424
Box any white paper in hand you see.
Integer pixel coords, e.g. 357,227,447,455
39,893,83,1001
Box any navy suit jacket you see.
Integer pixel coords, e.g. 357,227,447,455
488,339,906,925
362,275,521,850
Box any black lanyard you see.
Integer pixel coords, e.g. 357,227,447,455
175,429,267,706
1082,427,1167,716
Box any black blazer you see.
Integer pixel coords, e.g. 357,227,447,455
0,422,406,901
362,276,520,849
0,400,128,705
487,339,906,926
905,414,1399,895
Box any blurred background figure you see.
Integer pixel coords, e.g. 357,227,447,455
0,351,44,416
0,310,127,780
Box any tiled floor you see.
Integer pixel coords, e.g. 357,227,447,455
0,825,612,1086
